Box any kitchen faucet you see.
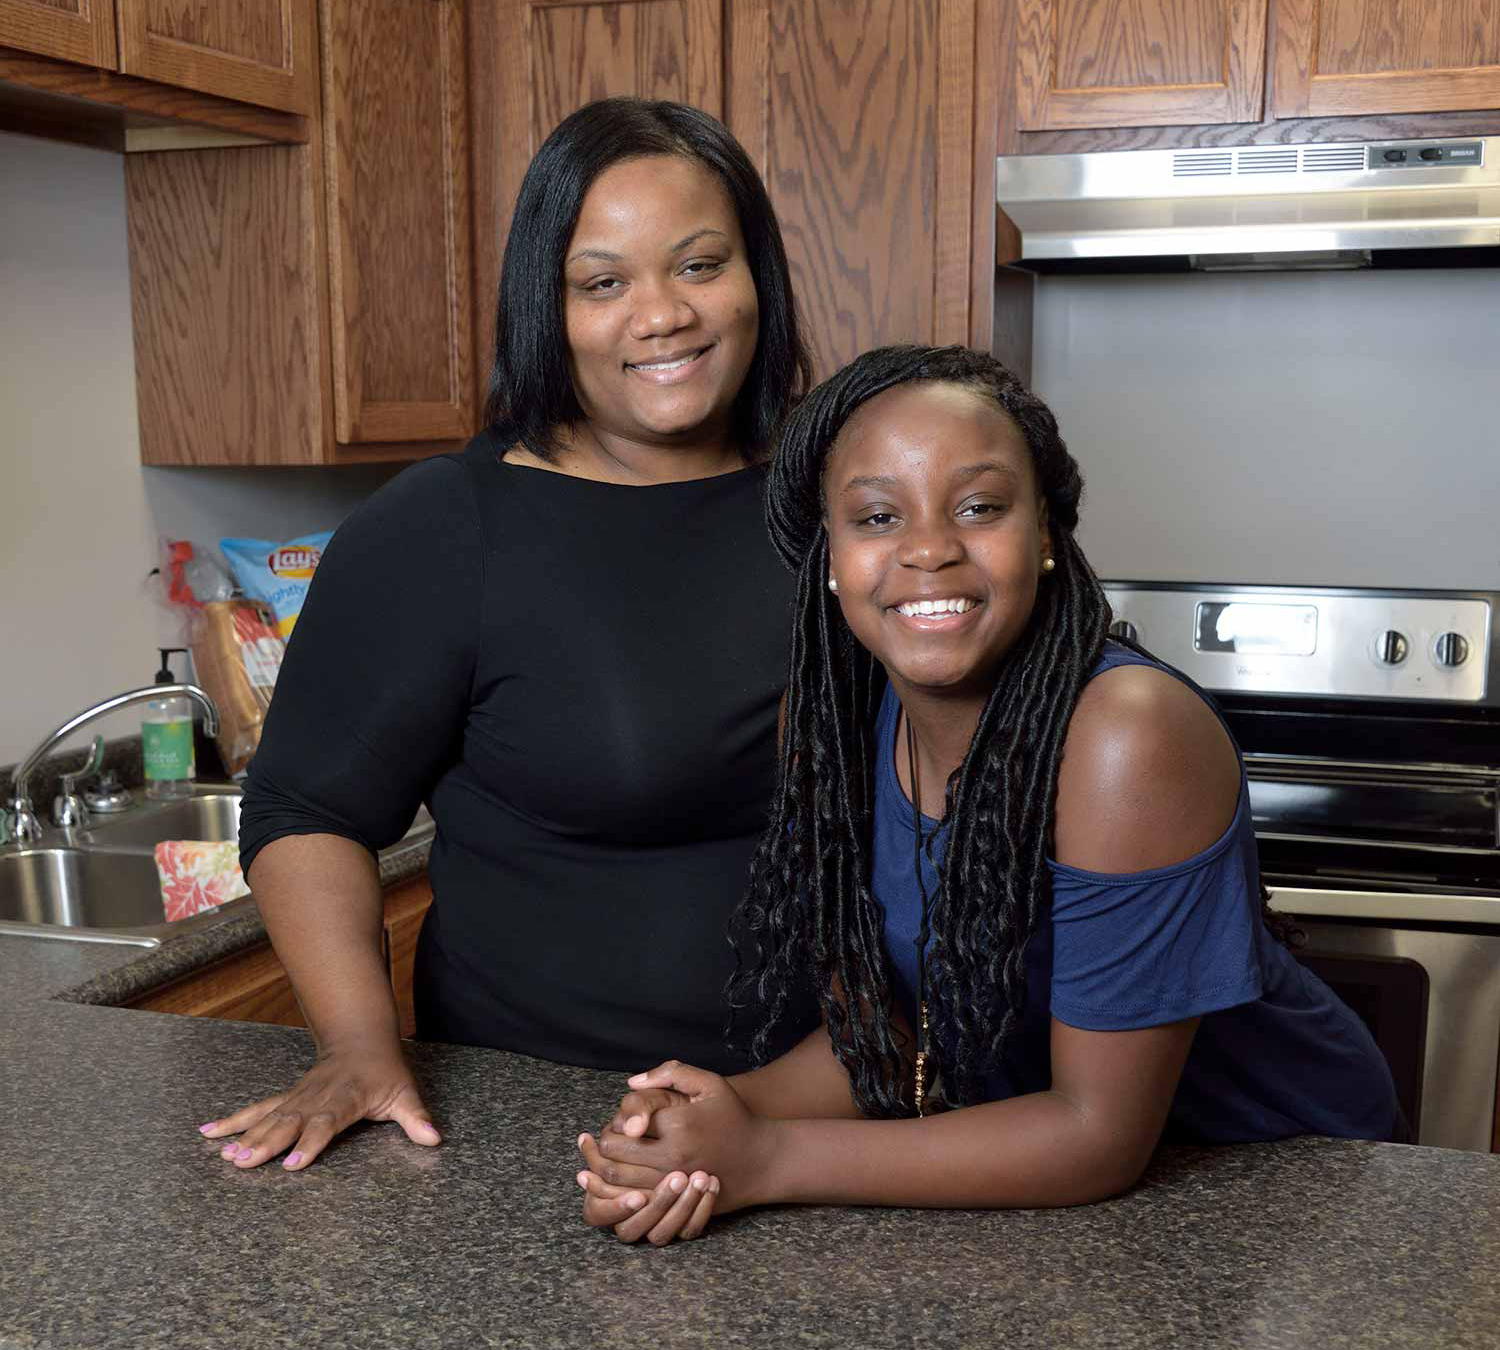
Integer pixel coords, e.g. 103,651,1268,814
4,685,220,845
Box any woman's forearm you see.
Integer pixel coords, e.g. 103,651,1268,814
247,833,402,1053
756,1090,1150,1210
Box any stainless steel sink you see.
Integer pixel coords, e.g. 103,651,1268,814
74,792,241,848
0,846,199,941
0,784,433,945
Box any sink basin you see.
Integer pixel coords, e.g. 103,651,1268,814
75,792,241,848
0,846,223,944
1,785,433,944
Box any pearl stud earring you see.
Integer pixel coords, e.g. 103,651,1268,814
1041,558,1056,573
828,577,839,593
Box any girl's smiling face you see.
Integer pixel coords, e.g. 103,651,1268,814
824,381,1052,699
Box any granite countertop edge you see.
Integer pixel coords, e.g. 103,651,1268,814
48,832,432,1009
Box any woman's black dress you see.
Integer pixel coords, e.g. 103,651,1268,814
239,433,798,1072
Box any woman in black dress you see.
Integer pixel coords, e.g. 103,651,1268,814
199,98,813,1172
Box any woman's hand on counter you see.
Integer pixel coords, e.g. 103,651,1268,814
197,1038,440,1170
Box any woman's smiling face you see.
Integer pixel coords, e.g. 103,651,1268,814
824,381,1052,698
562,154,760,450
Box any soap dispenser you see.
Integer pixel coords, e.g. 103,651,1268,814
144,647,196,800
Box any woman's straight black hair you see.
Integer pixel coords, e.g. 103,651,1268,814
484,97,812,462
730,344,1291,1118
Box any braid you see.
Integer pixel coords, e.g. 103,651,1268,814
730,346,1109,1115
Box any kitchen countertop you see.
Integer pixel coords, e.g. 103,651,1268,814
3,854,1499,1348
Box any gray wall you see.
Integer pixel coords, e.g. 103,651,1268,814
0,132,398,766
1031,269,1500,591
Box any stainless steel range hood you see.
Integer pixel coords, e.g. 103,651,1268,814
996,136,1500,271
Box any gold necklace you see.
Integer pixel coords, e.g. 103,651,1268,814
904,713,935,1118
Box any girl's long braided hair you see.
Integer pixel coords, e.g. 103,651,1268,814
730,344,1294,1117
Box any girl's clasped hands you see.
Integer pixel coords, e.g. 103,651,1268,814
576,1062,757,1245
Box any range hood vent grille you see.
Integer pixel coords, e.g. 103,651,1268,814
1302,145,1366,172
1170,144,1368,180
1173,151,1233,178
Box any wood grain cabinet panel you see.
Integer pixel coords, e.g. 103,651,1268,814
0,0,117,67
115,0,316,114
322,0,474,443
382,876,433,1040
126,143,328,466
733,0,980,372
130,941,308,1025
1273,0,1500,117
1015,0,1268,128
474,0,723,385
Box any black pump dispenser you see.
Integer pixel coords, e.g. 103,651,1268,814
155,648,189,685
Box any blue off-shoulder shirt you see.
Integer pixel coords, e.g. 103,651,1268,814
872,642,1402,1143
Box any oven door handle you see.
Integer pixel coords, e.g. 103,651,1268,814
1267,886,1500,925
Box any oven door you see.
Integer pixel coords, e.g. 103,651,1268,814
1269,887,1500,1153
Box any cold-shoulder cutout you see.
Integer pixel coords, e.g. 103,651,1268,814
1052,661,1242,876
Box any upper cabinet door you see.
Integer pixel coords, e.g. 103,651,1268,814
487,0,723,247
1273,0,1500,117
473,0,724,406
738,0,981,370
1015,0,1269,128
323,0,474,443
115,0,315,113
0,0,117,67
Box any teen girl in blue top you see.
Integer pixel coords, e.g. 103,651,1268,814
574,345,1401,1245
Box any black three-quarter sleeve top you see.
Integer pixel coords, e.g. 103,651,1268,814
239,432,799,1073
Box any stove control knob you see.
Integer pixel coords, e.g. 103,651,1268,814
1433,632,1470,668
1109,619,1138,643
1375,630,1409,666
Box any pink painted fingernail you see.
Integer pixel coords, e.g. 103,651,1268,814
420,1122,440,1137
198,1122,217,1134
283,1152,303,1168
235,1146,253,1160
220,1144,237,1158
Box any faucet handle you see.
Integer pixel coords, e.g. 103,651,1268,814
54,735,105,830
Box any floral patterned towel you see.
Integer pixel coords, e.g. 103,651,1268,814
154,841,251,922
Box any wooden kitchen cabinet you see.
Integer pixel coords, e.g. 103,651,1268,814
0,0,117,68
131,939,308,1025
322,0,473,443
471,0,725,402
130,874,434,1033
383,875,433,1039
1272,0,1500,119
1014,0,1268,130
126,0,475,464
115,0,317,114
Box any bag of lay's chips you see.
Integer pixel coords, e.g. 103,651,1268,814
220,532,333,639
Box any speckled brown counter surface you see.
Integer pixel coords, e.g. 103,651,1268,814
3,885,1499,1349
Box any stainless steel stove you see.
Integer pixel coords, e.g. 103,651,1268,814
1103,582,1500,1153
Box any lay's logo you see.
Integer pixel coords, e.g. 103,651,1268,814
267,544,323,579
